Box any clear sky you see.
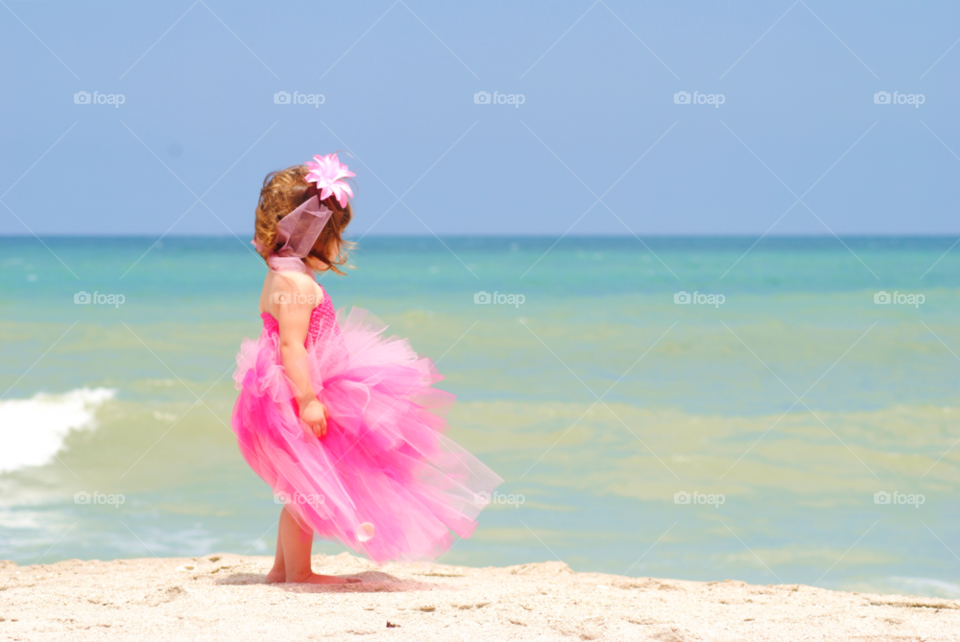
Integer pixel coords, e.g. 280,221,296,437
1,1,958,237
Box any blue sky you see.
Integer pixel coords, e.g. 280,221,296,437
1,1,958,237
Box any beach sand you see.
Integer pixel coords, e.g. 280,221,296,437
1,553,957,641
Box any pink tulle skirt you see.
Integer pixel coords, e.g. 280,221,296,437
231,304,502,563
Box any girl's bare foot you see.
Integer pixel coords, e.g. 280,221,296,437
265,568,286,584
292,572,361,584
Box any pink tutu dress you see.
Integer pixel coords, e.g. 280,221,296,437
231,260,502,563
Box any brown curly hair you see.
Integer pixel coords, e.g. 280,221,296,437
253,165,354,275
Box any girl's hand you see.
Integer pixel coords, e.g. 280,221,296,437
300,399,330,438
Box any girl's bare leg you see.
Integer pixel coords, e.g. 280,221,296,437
265,508,286,583
279,506,359,584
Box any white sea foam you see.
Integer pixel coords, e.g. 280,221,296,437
0,388,116,474
886,576,960,599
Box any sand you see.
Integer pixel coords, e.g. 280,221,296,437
1,553,958,641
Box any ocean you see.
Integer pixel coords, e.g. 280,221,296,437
1,235,958,598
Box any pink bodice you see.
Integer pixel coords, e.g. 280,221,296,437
261,287,338,347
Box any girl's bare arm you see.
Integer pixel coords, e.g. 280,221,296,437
274,273,328,437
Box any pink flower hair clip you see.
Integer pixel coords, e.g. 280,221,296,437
305,153,356,208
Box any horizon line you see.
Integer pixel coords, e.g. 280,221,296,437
1,232,958,239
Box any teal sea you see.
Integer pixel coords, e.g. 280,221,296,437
1,236,958,598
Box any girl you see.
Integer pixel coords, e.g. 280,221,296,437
231,154,502,584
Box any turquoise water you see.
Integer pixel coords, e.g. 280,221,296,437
1,236,959,597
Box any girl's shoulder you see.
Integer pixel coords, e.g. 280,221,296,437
261,270,324,315
270,269,318,289
272,271,322,299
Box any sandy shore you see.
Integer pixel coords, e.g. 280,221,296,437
1,553,958,641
